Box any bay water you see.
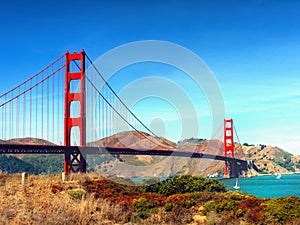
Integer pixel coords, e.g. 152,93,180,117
220,173,300,198
131,174,300,198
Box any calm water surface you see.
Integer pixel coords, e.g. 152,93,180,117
131,174,300,198
220,174,300,198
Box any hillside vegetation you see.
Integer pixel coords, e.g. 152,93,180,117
0,155,64,174
0,173,299,225
242,144,300,174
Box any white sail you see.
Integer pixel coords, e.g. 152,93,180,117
276,173,281,179
233,178,240,189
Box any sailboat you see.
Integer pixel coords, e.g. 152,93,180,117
233,177,240,189
275,172,281,179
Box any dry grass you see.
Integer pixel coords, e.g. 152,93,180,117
1,173,299,225
0,173,209,224
0,173,133,225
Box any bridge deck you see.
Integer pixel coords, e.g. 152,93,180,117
0,144,246,164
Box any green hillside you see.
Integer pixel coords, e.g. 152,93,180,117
0,155,64,174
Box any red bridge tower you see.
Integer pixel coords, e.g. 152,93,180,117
64,50,87,173
224,119,234,177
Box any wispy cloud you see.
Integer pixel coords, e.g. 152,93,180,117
241,127,300,156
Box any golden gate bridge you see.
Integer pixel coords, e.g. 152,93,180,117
0,50,252,177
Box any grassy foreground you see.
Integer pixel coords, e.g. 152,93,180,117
0,173,299,225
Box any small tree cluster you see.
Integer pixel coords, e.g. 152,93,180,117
144,175,227,196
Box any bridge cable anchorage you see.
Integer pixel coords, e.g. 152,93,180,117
84,55,167,142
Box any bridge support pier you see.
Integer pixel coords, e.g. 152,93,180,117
226,160,238,178
64,50,87,174
64,149,86,173
226,159,250,178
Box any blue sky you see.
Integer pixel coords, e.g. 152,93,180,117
0,0,300,155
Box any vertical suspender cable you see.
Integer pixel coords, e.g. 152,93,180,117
100,76,102,140
47,71,50,142
1,97,4,141
36,75,38,142
115,97,117,133
102,84,104,142
24,84,26,142
42,72,44,142
52,67,61,144
10,92,14,142
98,87,100,142
4,95,6,141
11,92,13,143
105,86,108,143
1,100,3,140
107,86,110,138
30,78,32,144
233,123,241,145
94,71,96,142
91,73,94,143
94,84,96,144
109,88,111,137
16,88,20,143
52,75,54,144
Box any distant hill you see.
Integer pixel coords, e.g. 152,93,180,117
1,137,55,145
95,133,299,177
88,130,176,150
94,133,248,178
242,144,300,174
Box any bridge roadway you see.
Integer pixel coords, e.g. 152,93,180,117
0,144,247,165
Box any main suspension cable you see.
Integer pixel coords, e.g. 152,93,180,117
85,54,161,139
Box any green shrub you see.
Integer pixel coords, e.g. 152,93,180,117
203,199,236,214
226,191,246,201
217,200,236,212
235,208,244,218
144,175,227,196
203,200,218,213
164,202,178,212
132,197,157,219
135,208,158,219
67,188,87,200
263,196,300,223
142,177,160,185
